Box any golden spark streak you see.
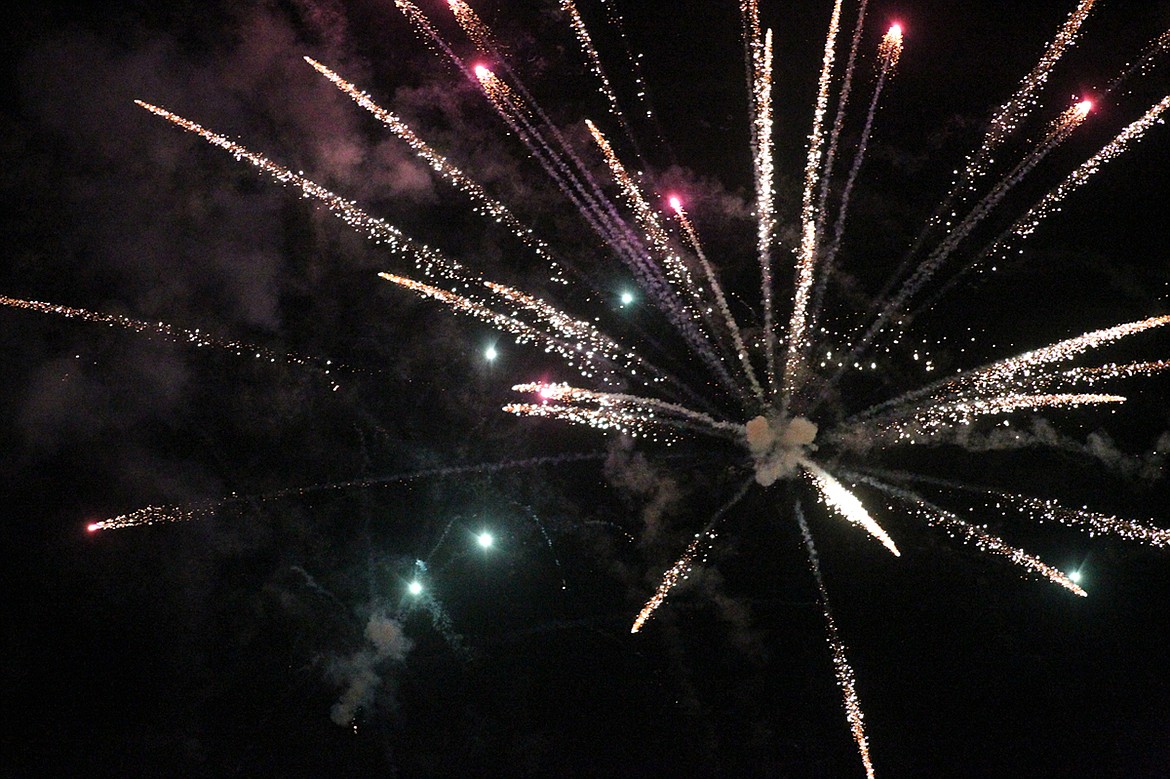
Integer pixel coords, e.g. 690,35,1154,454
797,506,875,779
878,23,903,70
630,530,714,634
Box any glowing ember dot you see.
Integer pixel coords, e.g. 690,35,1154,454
484,344,498,361
477,531,494,548
1069,569,1083,583
619,290,635,306
1076,99,1093,116
888,23,902,37
86,523,101,533
407,580,423,596
668,195,682,212
472,64,490,79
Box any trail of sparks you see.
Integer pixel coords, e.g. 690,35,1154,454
1061,360,1170,385
784,0,844,404
670,197,765,401
741,0,778,392
978,0,1095,160
852,393,1126,445
87,453,608,532
585,120,745,403
991,493,1170,549
995,95,1170,246
850,98,1094,359
801,460,900,556
631,479,754,633
378,273,619,384
0,295,337,377
135,101,463,280
559,0,638,149
853,475,1087,596
511,382,742,439
814,0,870,247
796,503,875,779
860,470,1170,549
811,23,902,326
304,57,567,284
850,315,1170,427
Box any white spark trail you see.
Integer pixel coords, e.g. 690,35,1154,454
671,198,766,401
784,0,844,404
796,503,876,779
135,101,463,279
848,315,1170,426
812,23,902,327
977,1,1096,160
741,0,778,393
304,57,567,284
852,476,1087,596
814,0,870,245
88,453,608,532
801,460,900,556
511,382,743,438
0,295,335,375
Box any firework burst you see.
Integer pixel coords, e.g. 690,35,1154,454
9,1,1170,774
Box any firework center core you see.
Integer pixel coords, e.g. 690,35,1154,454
745,414,818,487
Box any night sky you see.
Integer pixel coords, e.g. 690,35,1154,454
4,1,1170,776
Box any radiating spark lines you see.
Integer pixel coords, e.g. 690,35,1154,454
55,3,1167,775
134,101,464,280
741,0,778,392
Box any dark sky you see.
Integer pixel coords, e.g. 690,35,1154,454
4,1,1170,777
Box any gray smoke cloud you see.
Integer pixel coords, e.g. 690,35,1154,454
329,612,413,727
